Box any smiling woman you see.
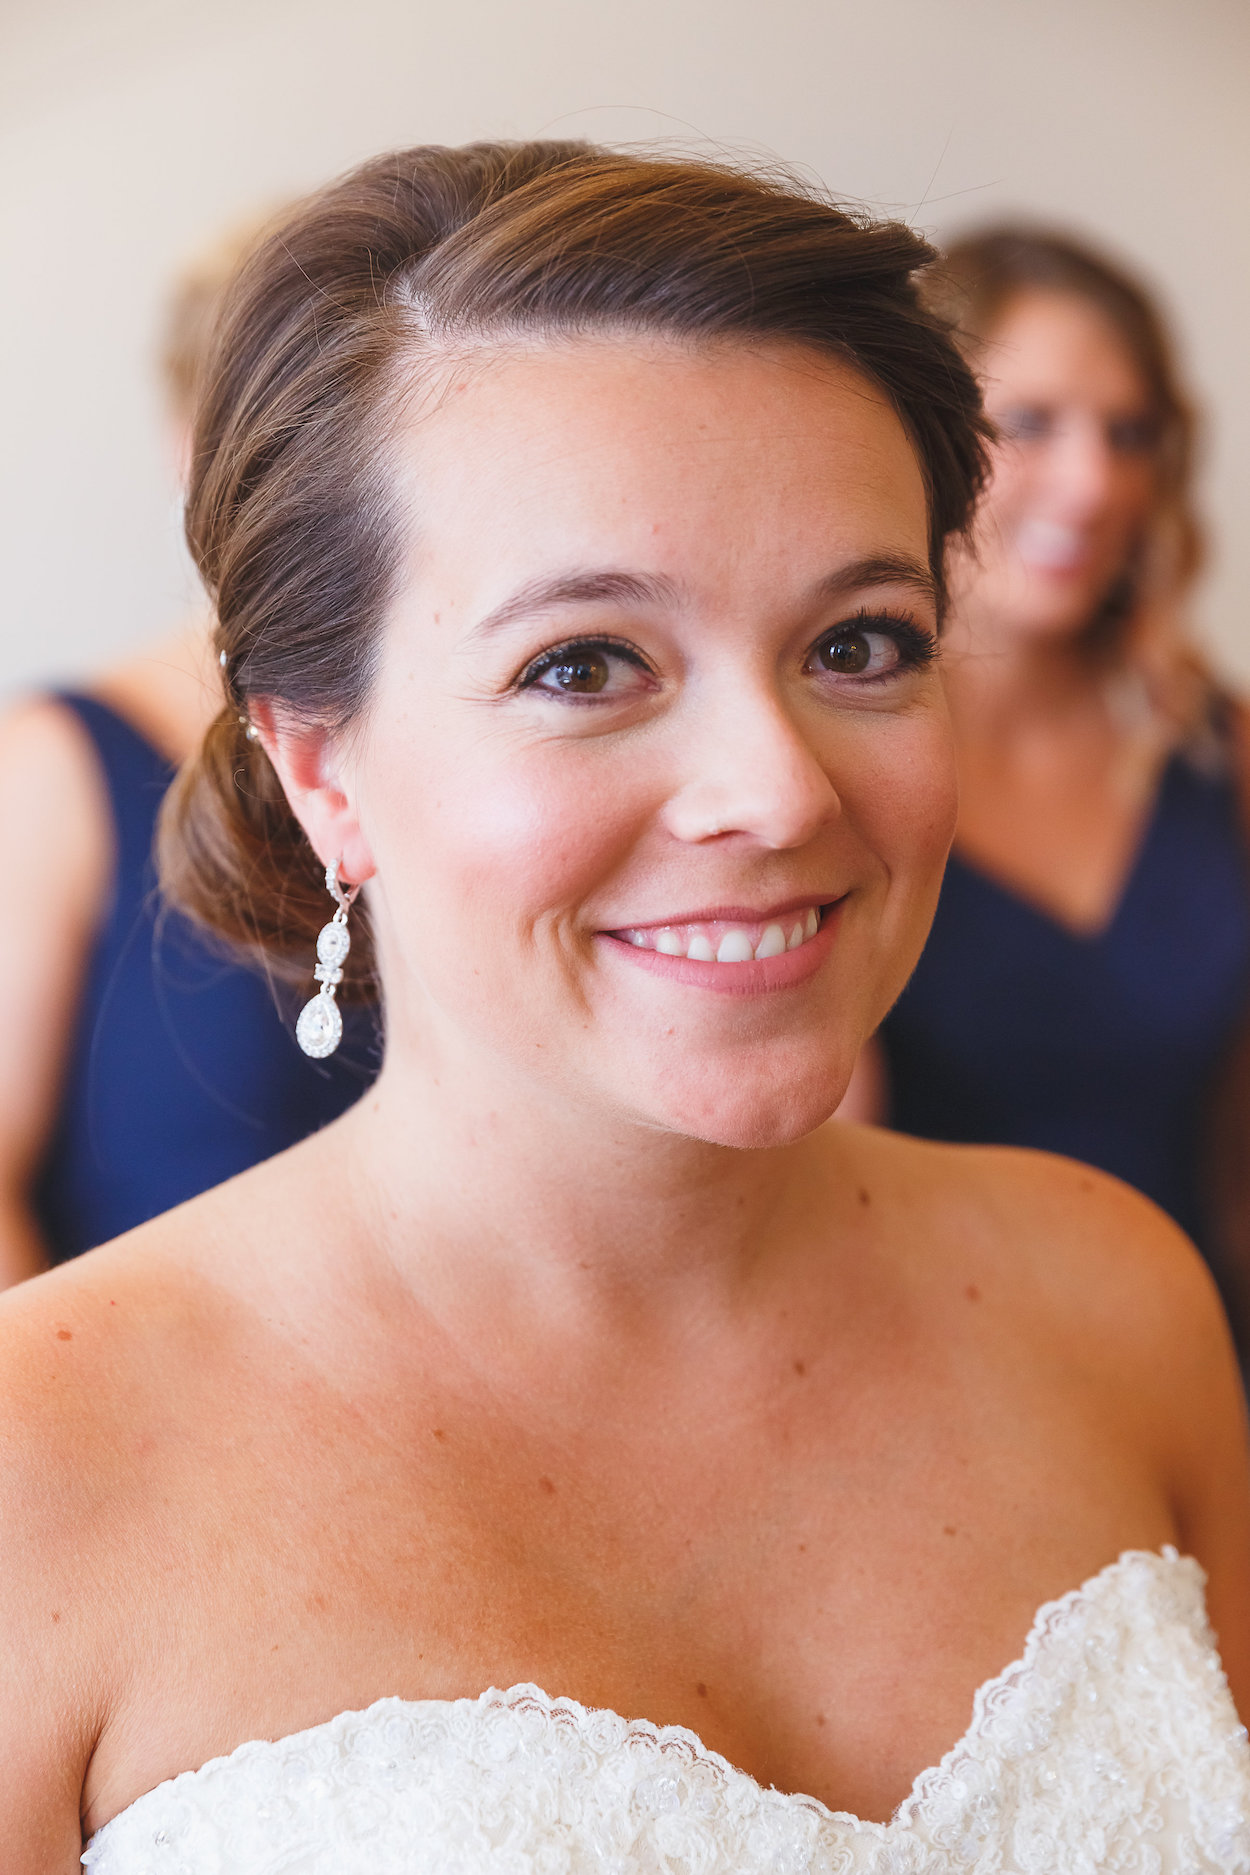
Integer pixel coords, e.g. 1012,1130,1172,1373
161,145,982,991
2,143,1250,1875
877,229,1250,1346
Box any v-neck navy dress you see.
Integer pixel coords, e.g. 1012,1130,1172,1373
31,694,381,1264
880,750,1250,1264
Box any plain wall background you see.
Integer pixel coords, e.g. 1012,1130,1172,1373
2,0,1248,692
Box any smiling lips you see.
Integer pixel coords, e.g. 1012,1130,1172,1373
611,906,822,965
1015,518,1090,574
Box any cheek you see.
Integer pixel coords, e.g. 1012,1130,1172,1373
1108,465,1156,533
375,719,652,938
977,450,1032,543
839,710,958,880
843,711,957,1016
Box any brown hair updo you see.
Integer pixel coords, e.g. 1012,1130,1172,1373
161,139,990,990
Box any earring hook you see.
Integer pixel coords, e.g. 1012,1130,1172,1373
325,856,360,916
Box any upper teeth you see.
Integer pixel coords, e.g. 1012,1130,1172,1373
1015,519,1086,570
620,907,820,962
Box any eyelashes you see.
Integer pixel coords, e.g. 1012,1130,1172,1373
513,611,938,701
809,611,938,678
516,634,654,698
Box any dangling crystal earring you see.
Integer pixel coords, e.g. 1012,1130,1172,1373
296,858,358,1059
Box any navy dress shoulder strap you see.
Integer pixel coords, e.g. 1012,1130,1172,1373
32,692,378,1263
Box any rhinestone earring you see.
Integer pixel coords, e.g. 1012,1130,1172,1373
296,858,358,1059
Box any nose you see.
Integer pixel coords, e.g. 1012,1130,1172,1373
1048,417,1120,518
661,679,842,851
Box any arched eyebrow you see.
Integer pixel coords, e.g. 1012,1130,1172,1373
816,555,939,611
465,554,937,643
466,571,682,643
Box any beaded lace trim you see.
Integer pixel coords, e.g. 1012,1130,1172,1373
83,1548,1250,1872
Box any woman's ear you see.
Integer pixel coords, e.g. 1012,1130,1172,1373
249,700,376,886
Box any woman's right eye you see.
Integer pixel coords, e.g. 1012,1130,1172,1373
517,639,653,701
997,405,1054,443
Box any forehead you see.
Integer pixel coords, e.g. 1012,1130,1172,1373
392,337,930,609
981,289,1149,410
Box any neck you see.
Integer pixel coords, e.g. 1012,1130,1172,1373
334,1036,840,1356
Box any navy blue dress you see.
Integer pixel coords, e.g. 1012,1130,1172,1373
880,749,1250,1262
32,694,379,1264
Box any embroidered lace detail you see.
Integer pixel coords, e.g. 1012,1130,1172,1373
83,1549,1250,1873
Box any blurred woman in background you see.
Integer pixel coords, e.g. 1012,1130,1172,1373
877,226,1250,1340
0,221,377,1286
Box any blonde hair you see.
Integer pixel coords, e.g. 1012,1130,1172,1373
159,211,284,423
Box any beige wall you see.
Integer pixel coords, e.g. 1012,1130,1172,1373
2,0,1248,691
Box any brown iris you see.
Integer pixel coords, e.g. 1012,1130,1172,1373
548,651,611,693
817,632,872,675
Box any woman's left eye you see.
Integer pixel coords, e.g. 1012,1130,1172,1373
518,639,652,700
806,620,934,683
1106,413,1159,456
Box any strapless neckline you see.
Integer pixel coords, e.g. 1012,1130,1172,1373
85,1544,1245,1863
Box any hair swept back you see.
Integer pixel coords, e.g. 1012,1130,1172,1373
161,139,990,993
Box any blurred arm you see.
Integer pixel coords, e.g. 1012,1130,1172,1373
0,701,112,1287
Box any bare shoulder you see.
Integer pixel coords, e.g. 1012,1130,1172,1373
0,1222,234,1868
0,1230,214,1618
848,1123,1231,1376
840,1124,1243,1508
0,1148,324,1561
0,695,112,899
980,1142,1230,1388
0,1140,361,1861
845,1125,1250,1704
0,692,107,803
0,1179,263,1503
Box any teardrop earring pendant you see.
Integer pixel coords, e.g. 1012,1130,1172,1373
296,858,358,1059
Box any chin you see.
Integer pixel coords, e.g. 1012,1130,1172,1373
1003,590,1106,644
636,1057,853,1151
1005,561,1124,637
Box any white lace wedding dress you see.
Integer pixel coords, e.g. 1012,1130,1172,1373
83,1549,1249,1873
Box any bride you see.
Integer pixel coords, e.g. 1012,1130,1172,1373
5,141,1249,1872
